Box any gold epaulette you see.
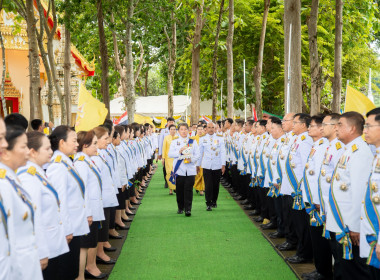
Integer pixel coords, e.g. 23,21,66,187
352,144,358,153
319,139,324,145
78,156,85,161
54,156,62,163
263,135,266,139
216,133,223,137
281,137,285,142
292,132,295,136
27,166,36,176
69,155,74,160
336,142,342,150
301,135,306,141
0,169,6,179
173,136,179,140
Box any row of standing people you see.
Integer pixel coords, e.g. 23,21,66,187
0,114,157,280
221,110,380,280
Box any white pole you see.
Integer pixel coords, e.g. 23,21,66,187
220,80,223,120
243,59,247,121
286,23,292,114
343,80,350,112
186,82,189,122
368,68,374,103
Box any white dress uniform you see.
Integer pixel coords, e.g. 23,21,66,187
255,132,269,186
106,144,121,193
47,151,90,237
17,161,69,260
116,145,129,187
262,135,276,188
197,133,226,170
168,136,200,176
91,149,118,208
158,127,170,156
265,135,286,196
326,136,373,259
284,131,313,200
73,153,105,222
0,183,11,280
360,147,380,264
0,163,43,280
248,135,260,180
318,138,344,220
237,133,248,172
273,132,297,194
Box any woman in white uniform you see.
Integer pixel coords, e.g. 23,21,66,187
46,125,90,279
0,125,43,280
74,130,106,279
18,131,69,280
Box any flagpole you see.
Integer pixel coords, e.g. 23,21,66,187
368,68,374,103
343,80,349,112
220,80,223,120
286,23,292,114
186,82,189,122
243,59,247,121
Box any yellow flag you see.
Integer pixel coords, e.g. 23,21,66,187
344,85,375,115
75,84,108,132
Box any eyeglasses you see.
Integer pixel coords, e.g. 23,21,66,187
309,124,320,128
293,121,303,125
281,119,293,123
364,124,380,129
322,123,337,127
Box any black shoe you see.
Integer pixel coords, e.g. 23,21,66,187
278,242,297,251
131,201,141,205
211,203,217,208
303,271,327,280
122,218,133,223
177,209,184,214
260,222,277,230
85,270,108,279
199,193,204,196
243,205,254,210
96,256,116,265
115,224,130,230
104,246,117,252
206,206,212,211
240,199,250,205
109,234,123,239
126,212,135,216
234,196,243,201
254,216,264,223
129,207,136,210
137,197,143,200
248,211,259,216
286,255,312,264
185,211,191,217
169,192,174,195
269,231,285,239
302,270,319,279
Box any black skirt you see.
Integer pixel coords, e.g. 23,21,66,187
80,221,100,248
116,188,126,209
98,208,111,242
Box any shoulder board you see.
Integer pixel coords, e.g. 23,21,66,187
78,156,85,161
216,133,223,137
190,136,196,140
257,136,260,140
263,135,266,139
69,155,74,160
301,135,306,141
292,132,295,136
352,144,358,153
54,155,62,163
319,139,324,145
336,142,342,150
281,138,285,142
27,166,36,176
0,169,6,179
173,136,179,140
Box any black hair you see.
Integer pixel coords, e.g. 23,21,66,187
246,120,254,126
270,117,282,126
294,113,311,128
258,120,267,127
5,125,25,151
340,111,365,134
114,125,125,137
100,124,112,134
366,108,380,123
5,113,28,131
113,131,119,139
49,125,72,152
235,119,245,127
26,131,46,151
226,118,233,125
131,123,141,138
31,119,43,131
168,124,176,130
310,114,325,125
327,113,341,122
178,123,189,130
167,117,175,122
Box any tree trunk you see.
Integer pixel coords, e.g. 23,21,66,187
253,0,270,120
63,25,72,125
332,0,343,113
97,0,110,119
226,0,234,118
0,28,7,117
164,7,177,118
211,0,224,122
307,0,321,115
124,0,136,123
144,67,149,96
26,0,41,120
284,0,302,114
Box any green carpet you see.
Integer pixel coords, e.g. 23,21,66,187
109,163,297,280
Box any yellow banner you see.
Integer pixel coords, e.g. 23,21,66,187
75,84,108,132
344,85,375,115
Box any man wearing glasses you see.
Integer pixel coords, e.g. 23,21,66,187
326,112,373,279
